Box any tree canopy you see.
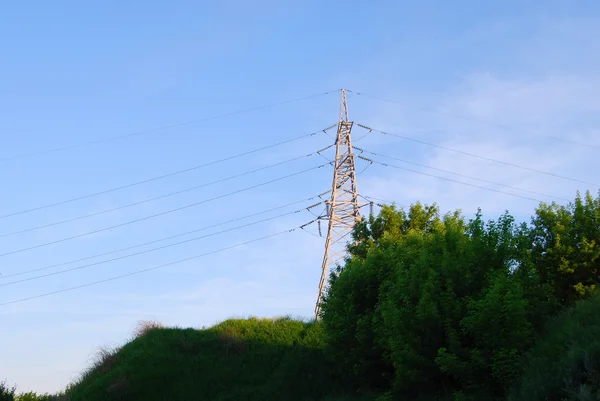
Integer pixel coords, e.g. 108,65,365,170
322,191,600,400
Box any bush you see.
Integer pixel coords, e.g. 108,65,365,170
509,294,600,401
528,191,600,310
16,393,54,401
0,381,16,401
323,204,539,400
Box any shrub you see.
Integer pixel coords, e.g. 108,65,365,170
509,294,600,401
323,204,537,400
0,381,16,401
16,393,54,401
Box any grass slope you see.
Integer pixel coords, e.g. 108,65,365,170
65,317,371,401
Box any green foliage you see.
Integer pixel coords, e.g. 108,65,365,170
322,203,439,392
325,204,528,399
323,192,600,400
322,395,388,401
529,191,600,309
0,381,17,401
15,393,54,401
0,383,58,401
62,317,362,401
509,294,600,401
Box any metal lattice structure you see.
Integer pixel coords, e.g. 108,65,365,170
314,89,363,320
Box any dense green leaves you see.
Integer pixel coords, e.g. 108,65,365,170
509,294,600,401
323,191,600,400
15,393,54,401
529,192,600,308
0,383,54,401
0,381,17,401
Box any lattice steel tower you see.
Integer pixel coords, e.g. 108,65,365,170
314,89,362,320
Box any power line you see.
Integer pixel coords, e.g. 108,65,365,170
0,225,308,306
0,90,340,163
300,227,322,238
359,194,395,205
361,156,546,203
350,90,598,149
0,204,319,287
0,163,330,258
0,124,336,220
0,151,321,239
354,146,570,202
0,193,329,279
357,194,410,213
358,123,600,188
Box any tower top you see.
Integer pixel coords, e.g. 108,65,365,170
339,89,349,123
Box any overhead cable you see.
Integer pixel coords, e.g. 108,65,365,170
0,163,330,258
0,224,313,306
354,146,570,202
357,123,599,188
0,124,336,220
0,193,329,279
360,156,546,203
0,90,340,163
349,90,598,149
0,204,321,286
0,151,321,238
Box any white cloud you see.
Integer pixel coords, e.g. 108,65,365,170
444,74,600,122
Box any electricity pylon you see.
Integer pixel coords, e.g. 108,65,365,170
314,89,363,320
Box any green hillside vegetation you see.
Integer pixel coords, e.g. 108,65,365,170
3,191,600,400
61,318,370,401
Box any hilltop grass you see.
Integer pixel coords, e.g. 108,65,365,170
63,316,375,401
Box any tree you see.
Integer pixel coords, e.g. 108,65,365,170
322,203,442,392
529,191,600,310
324,204,536,399
0,381,16,401
509,294,600,401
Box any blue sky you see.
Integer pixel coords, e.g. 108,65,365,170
1,0,600,394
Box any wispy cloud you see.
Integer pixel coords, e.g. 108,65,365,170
360,70,600,219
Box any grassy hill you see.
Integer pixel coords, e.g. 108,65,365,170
7,196,600,400
61,317,378,401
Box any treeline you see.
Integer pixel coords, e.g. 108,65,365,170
321,191,600,400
